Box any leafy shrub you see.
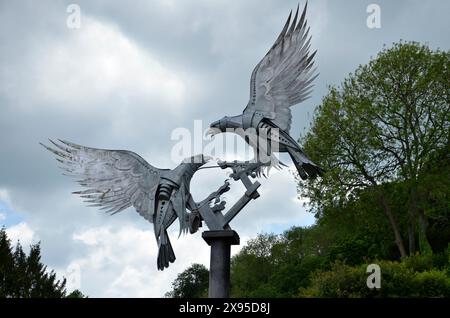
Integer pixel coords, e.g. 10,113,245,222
299,258,450,298
299,262,370,298
414,270,450,297
402,253,435,272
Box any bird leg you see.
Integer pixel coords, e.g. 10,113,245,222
186,181,231,232
202,181,231,213
217,160,268,179
188,211,202,234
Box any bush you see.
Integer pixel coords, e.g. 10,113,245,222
374,261,416,297
246,284,281,298
299,257,450,298
299,262,371,298
414,270,450,297
402,253,435,272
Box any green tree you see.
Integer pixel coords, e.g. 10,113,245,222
230,234,280,297
0,227,84,298
300,42,449,258
66,289,87,298
0,228,14,297
165,263,209,298
230,230,327,297
415,143,450,253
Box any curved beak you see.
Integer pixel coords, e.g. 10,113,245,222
182,154,212,166
205,128,218,138
203,155,213,163
206,120,220,138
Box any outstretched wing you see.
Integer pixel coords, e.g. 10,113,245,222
41,139,163,222
244,3,318,132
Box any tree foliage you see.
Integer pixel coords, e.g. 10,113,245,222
169,42,449,298
165,263,209,298
299,41,449,257
300,255,450,298
0,227,85,298
229,229,449,298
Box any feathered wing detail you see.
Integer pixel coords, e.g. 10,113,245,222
41,139,162,222
244,2,318,132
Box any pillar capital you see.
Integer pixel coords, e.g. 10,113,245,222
202,230,240,246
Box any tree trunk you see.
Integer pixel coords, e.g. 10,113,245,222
417,208,433,254
407,183,432,255
417,209,428,238
379,193,407,258
407,221,416,255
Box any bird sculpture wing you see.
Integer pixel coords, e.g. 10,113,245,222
41,139,164,222
243,3,318,132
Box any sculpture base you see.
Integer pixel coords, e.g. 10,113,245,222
202,230,240,298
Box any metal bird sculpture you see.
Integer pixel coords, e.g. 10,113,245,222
208,3,324,179
41,139,209,270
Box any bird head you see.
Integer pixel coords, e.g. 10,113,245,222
182,154,211,167
207,115,242,137
163,155,211,187
180,154,212,181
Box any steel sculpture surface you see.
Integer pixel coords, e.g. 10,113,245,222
208,3,324,179
42,140,264,271
41,139,209,270
41,4,323,292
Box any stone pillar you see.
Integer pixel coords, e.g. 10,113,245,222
202,230,240,298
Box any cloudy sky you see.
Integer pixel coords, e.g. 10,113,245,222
0,0,449,297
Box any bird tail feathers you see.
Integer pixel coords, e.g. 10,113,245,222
157,230,176,271
288,148,324,180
